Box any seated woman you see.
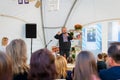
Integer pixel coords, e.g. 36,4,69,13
6,39,29,80
0,51,12,80
55,55,72,80
74,51,100,80
28,48,57,80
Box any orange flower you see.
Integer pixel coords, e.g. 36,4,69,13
74,24,82,30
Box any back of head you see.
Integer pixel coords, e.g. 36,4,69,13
74,51,97,80
97,53,103,61
0,51,12,80
6,39,28,74
55,56,67,78
103,54,108,61
28,48,57,80
98,54,102,59
108,42,120,63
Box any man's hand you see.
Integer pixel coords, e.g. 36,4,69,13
57,31,61,35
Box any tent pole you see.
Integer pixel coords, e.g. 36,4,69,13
63,0,78,27
40,0,46,46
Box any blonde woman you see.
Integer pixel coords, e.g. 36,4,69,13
55,55,72,80
6,39,29,80
74,51,100,80
0,51,12,80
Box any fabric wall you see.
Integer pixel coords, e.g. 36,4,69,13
0,0,44,63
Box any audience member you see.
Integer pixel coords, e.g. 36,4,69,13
0,37,8,52
103,53,108,62
74,51,100,80
0,51,12,80
97,53,107,72
99,42,120,80
55,55,72,80
28,48,57,80
51,46,58,57
67,56,74,64
6,39,29,80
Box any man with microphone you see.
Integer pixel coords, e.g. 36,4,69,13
54,27,73,58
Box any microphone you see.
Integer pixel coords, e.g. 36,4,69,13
50,40,52,42
45,40,53,48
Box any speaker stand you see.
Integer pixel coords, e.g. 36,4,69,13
31,38,33,54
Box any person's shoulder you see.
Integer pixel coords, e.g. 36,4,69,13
13,72,28,80
99,67,116,78
99,68,108,76
99,66,120,80
98,61,106,65
99,69,109,80
99,68,108,73
59,34,63,37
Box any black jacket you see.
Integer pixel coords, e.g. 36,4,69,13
54,33,73,49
